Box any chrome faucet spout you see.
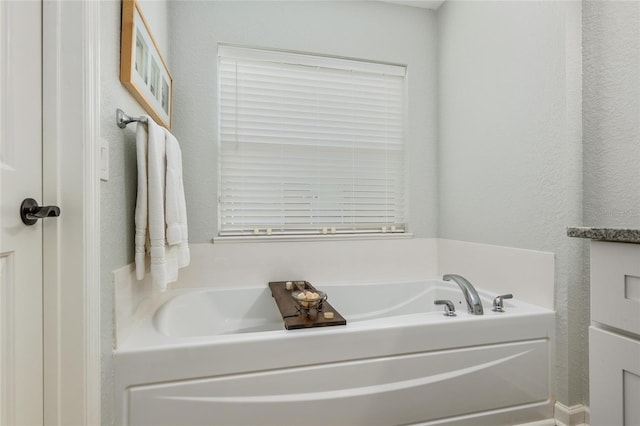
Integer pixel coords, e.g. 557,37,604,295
442,274,484,315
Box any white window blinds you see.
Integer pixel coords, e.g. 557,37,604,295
218,46,406,237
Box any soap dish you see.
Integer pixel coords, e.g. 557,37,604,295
291,290,327,309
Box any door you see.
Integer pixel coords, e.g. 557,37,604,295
0,1,44,425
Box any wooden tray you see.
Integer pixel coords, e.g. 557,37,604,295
269,281,347,330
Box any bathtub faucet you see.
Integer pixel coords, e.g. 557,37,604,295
442,274,484,315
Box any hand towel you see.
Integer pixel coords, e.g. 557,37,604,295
164,129,190,268
146,116,171,290
134,120,149,281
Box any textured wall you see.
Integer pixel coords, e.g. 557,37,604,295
100,1,169,424
583,1,640,229
582,0,640,409
437,1,586,406
169,1,439,241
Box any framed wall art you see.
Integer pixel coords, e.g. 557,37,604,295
120,0,172,129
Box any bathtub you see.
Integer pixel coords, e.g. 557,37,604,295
114,280,555,426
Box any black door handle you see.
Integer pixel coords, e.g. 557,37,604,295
20,198,61,226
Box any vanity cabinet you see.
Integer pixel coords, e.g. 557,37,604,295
589,241,640,426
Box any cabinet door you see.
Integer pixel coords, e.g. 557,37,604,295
591,241,640,335
590,327,640,426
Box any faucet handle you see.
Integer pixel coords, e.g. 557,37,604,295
434,299,456,317
492,294,513,312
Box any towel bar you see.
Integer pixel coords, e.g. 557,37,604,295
116,108,148,128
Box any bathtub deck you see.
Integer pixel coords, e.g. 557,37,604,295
269,281,347,329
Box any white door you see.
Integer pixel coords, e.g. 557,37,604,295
0,1,44,425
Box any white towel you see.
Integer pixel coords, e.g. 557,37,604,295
134,116,190,291
165,129,190,269
147,117,170,290
134,121,149,281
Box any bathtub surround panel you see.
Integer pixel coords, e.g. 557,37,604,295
438,239,555,310
125,341,549,426
176,239,438,290
113,238,437,348
112,238,559,348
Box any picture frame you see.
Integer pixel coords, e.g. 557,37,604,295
120,0,173,129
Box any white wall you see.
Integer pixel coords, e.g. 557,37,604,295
169,0,439,242
580,0,640,411
138,0,170,61
100,1,170,424
437,1,586,407
583,1,640,229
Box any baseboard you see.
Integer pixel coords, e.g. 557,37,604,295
554,402,590,426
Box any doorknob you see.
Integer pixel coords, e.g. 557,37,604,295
20,198,61,226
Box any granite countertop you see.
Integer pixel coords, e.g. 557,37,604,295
567,226,640,244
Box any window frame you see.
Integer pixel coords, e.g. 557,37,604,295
215,45,410,241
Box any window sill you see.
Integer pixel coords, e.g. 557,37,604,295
212,232,414,244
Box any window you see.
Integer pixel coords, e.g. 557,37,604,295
218,46,406,237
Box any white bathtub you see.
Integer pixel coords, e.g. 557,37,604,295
114,280,555,426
